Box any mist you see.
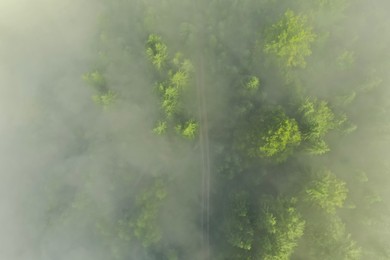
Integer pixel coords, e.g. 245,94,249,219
1,0,390,259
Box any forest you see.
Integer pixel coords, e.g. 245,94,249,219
1,0,390,259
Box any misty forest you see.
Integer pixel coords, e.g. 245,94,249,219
1,0,390,259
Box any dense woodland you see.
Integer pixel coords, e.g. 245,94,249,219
18,0,390,259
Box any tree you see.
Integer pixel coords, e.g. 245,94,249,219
292,169,361,259
300,213,361,260
256,197,305,260
297,97,344,154
223,194,305,260
82,70,107,92
224,192,254,255
75,0,381,259
83,70,117,108
92,90,117,108
146,34,168,71
146,35,198,139
129,178,167,248
233,75,263,118
264,10,316,69
240,109,301,162
303,170,348,214
175,120,198,139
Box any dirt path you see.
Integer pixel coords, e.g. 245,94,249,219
197,53,211,259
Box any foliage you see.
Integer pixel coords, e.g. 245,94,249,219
259,117,301,158
294,168,360,259
161,85,180,118
83,70,117,108
243,109,301,162
304,170,348,214
245,76,260,91
234,76,262,116
264,10,316,68
153,121,167,135
175,120,198,139
256,197,305,260
316,0,350,11
83,68,119,109
146,34,168,71
71,0,386,259
225,192,254,252
223,195,305,260
83,70,106,90
303,214,361,260
129,179,167,248
337,50,355,70
146,35,198,139
297,97,344,154
92,90,117,108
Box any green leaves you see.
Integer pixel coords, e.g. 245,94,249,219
304,215,361,260
76,1,377,259
337,50,355,70
223,194,305,260
83,70,106,90
257,197,305,260
83,70,117,108
176,120,198,139
171,70,189,89
161,85,180,118
294,169,360,259
299,97,335,138
244,109,301,162
130,179,167,248
225,192,254,252
153,121,167,135
146,34,198,140
264,10,316,69
298,97,342,154
92,90,117,108
245,76,260,91
259,116,301,158
304,170,348,214
146,34,168,71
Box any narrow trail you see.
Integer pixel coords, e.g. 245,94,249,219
194,2,211,256
197,53,211,259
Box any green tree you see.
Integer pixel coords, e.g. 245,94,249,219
301,214,361,260
256,197,305,260
294,169,360,259
83,70,107,91
127,178,167,248
225,192,254,253
223,194,305,260
146,35,198,139
264,10,316,69
83,70,117,108
146,34,168,71
241,109,301,162
75,1,381,259
92,90,117,108
175,120,198,139
303,170,348,214
297,97,344,154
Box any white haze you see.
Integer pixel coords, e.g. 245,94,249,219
0,0,390,259
0,1,99,259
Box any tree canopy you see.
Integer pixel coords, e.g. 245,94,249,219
23,0,389,259
264,10,316,69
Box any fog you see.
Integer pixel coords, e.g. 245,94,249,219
0,0,389,259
